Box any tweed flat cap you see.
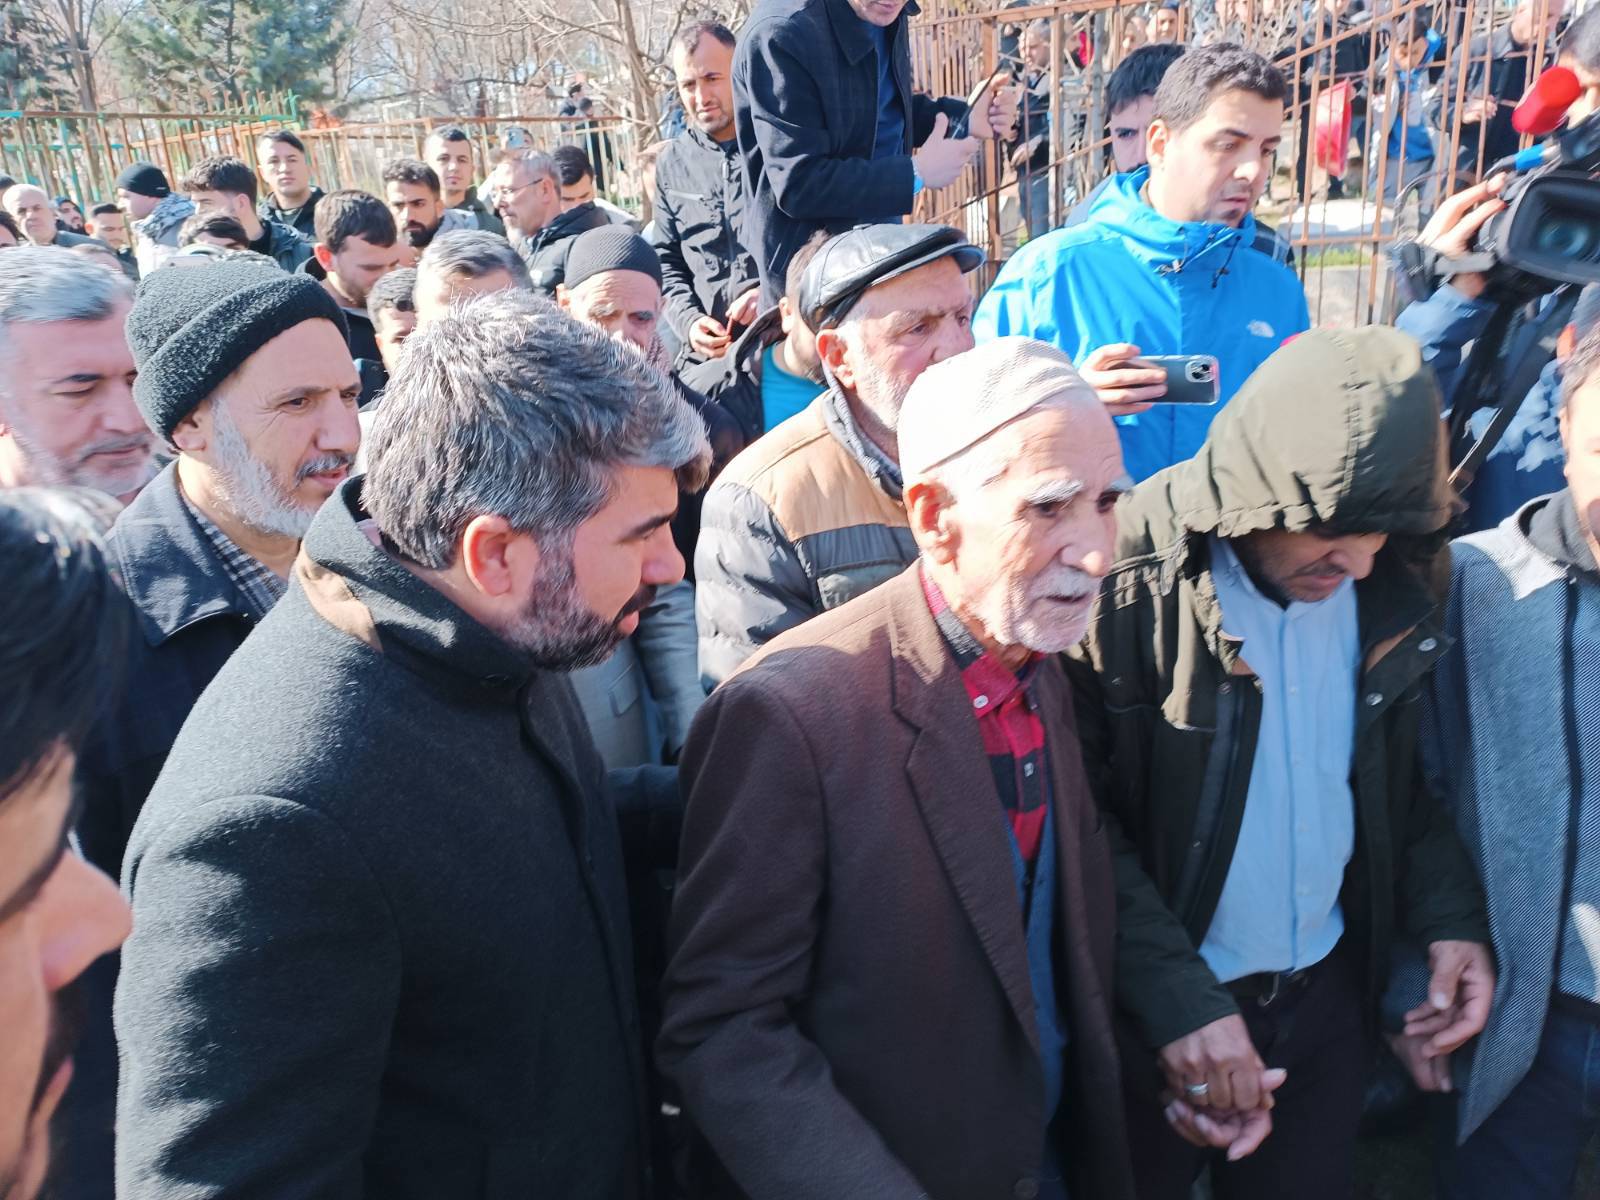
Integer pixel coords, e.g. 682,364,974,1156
899,337,1098,480
799,223,984,332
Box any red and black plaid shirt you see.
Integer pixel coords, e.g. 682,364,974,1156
922,570,1049,866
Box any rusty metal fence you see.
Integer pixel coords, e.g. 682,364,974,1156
905,0,1569,324
0,0,1573,326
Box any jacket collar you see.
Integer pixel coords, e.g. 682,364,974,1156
298,476,539,700
685,122,739,156
108,461,256,646
1086,168,1253,277
1523,488,1599,576
532,201,607,248
730,306,785,377
821,383,904,500
824,0,919,64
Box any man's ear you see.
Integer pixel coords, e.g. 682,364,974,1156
904,478,959,564
170,400,211,454
815,327,855,390
313,242,335,272
460,515,546,605
555,283,571,312
1146,117,1170,170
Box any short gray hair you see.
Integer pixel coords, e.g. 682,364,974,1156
417,230,531,290
0,246,132,392
365,289,712,569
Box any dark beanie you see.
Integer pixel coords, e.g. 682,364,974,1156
115,162,171,199
128,262,350,440
564,226,663,291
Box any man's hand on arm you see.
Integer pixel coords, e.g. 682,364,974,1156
1386,1031,1455,1093
1080,343,1168,415
912,113,982,190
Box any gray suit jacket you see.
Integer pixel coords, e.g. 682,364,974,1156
1392,497,1576,1140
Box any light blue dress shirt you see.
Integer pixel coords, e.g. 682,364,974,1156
1199,537,1360,983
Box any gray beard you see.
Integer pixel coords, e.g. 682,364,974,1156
207,401,322,539
503,542,629,670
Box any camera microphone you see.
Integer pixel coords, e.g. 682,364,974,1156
1512,66,1582,136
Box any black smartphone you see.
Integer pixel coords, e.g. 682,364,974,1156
1137,354,1220,405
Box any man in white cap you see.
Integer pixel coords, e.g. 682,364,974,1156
660,337,1144,1200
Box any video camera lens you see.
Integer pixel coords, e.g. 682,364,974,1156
1478,170,1600,292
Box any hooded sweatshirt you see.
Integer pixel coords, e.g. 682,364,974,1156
974,167,1310,484
1066,327,1486,1049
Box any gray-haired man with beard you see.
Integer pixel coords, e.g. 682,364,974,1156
61,263,359,1197
116,291,708,1197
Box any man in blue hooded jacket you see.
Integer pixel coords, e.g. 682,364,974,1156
974,44,1310,483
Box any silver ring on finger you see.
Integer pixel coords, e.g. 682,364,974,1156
1184,1082,1210,1100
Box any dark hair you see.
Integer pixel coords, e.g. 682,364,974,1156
382,158,442,196
179,212,250,248
426,123,472,147
179,155,259,205
89,202,121,218
1564,315,1600,410
1560,4,1600,72
1152,43,1287,131
550,144,595,187
673,19,736,58
0,211,20,242
368,266,416,317
1106,43,1187,115
257,128,307,155
567,81,585,96
0,174,15,192
785,228,832,303
0,489,131,802
1390,12,1433,48
314,189,397,252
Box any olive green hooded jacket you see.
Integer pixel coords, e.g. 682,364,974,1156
1066,327,1491,1050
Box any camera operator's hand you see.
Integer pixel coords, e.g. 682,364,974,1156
1458,97,1494,125
964,71,1020,140
913,113,981,189
1080,343,1168,415
1416,175,1507,300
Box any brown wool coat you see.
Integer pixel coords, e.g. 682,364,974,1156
659,564,1135,1200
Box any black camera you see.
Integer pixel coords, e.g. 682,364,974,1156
1475,170,1600,293
1467,105,1600,298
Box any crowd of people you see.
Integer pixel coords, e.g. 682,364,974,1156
3,0,1600,1198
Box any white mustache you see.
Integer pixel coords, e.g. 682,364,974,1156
1032,566,1099,602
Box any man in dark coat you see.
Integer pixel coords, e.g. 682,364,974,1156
1066,328,1494,1200
652,21,761,364
115,292,709,1198
662,338,1141,1200
733,0,1018,301
1439,0,1567,182
486,149,610,295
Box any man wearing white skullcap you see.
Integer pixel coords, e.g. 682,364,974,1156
661,336,1154,1200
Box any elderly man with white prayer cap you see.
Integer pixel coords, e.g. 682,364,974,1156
660,336,1149,1200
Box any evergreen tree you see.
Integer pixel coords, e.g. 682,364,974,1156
110,0,349,110
0,0,76,109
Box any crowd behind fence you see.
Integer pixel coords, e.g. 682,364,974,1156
0,0,1574,325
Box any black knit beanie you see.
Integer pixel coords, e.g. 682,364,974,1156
128,262,350,440
564,226,663,291
115,162,171,199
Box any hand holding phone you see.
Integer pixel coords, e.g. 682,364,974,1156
1080,343,1169,416
1135,354,1221,405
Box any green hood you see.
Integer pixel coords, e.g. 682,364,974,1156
1147,326,1455,546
